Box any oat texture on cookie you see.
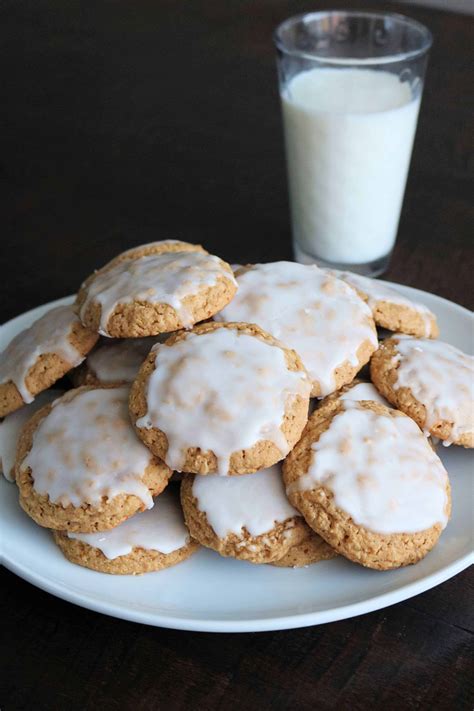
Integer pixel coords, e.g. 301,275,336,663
215,261,377,397
0,304,98,417
129,322,311,475
327,269,439,338
75,241,237,337
16,386,172,532
181,464,324,564
315,379,389,419
284,400,451,570
54,488,199,574
271,527,337,567
103,239,206,266
371,336,474,447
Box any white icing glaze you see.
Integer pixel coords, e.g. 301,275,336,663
328,270,435,336
67,488,189,559
136,327,311,475
192,464,300,538
80,251,236,335
0,390,63,482
393,337,474,445
87,337,159,383
0,305,87,403
289,402,450,534
339,382,388,406
215,261,377,396
23,387,155,508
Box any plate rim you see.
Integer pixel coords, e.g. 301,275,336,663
3,543,472,633
1,285,473,632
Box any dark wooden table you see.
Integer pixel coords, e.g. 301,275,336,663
1,1,473,709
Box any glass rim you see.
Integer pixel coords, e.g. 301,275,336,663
274,10,433,65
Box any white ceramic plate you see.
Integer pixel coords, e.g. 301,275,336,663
1,287,473,632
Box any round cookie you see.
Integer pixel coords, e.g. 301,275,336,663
215,261,377,397
53,488,199,575
76,240,237,337
16,386,172,532
0,304,98,417
272,528,337,568
180,464,321,564
327,269,439,338
129,321,311,475
72,336,160,387
370,336,474,447
283,400,451,570
0,389,63,482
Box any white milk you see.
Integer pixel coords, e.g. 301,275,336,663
281,68,421,264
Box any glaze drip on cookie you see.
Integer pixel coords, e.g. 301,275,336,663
0,305,87,403
79,251,237,335
136,328,311,475
289,401,450,534
339,382,387,405
328,270,437,338
394,337,474,445
215,261,377,396
87,337,158,384
23,387,155,508
325,269,439,338
192,465,300,538
67,488,190,559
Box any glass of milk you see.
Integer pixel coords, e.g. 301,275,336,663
274,11,432,276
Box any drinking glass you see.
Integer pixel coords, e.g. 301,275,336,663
274,11,432,276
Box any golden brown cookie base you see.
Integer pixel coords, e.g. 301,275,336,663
283,400,451,570
0,321,98,418
370,338,473,448
75,241,237,337
78,275,236,338
309,338,377,398
372,300,439,338
74,240,206,334
129,321,310,475
180,475,309,564
106,240,206,267
53,530,200,574
272,528,337,567
343,281,439,339
15,387,173,532
313,378,386,421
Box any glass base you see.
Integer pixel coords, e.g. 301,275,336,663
293,242,392,278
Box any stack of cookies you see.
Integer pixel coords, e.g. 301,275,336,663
1,239,472,575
